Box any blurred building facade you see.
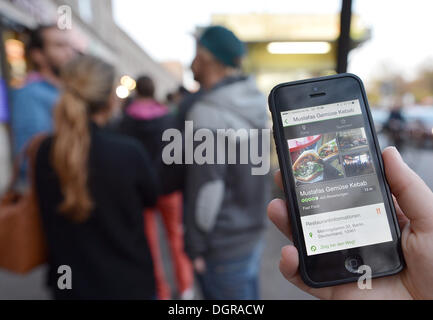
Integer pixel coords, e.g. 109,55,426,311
0,0,179,95
0,0,179,193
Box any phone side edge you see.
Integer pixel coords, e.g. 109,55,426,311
268,84,317,287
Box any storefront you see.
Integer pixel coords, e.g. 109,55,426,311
0,13,30,192
211,13,370,94
0,25,9,125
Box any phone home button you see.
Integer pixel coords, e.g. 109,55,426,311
345,255,363,274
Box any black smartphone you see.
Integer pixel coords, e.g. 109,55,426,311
268,73,404,288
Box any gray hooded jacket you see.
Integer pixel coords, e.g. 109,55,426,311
184,76,271,260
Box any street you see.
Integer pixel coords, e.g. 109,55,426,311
0,141,432,300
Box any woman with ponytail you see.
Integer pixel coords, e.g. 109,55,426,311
35,55,160,299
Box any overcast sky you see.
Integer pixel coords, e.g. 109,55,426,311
113,0,433,84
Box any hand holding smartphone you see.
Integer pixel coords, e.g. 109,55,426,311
269,74,404,288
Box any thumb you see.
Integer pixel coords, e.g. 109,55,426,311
383,147,433,233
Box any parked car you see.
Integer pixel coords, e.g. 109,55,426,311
403,106,433,148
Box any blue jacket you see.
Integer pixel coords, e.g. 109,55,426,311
11,80,59,155
11,80,59,182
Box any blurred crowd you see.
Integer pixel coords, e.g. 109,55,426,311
0,26,270,299
1,24,271,300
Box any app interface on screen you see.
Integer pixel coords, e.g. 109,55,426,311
281,99,393,256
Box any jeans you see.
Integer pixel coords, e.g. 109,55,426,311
196,241,263,300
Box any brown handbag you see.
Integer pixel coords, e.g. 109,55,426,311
0,134,47,274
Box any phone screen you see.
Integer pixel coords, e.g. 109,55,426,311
281,99,393,256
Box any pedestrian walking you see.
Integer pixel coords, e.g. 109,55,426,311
118,75,194,300
35,55,160,299
183,26,271,300
11,25,75,186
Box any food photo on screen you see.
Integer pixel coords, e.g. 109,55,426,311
288,133,344,186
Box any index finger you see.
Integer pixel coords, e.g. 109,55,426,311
267,198,293,241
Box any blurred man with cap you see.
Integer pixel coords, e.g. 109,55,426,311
182,25,270,299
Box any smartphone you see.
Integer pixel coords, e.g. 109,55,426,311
268,73,404,288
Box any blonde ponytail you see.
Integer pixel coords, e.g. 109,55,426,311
53,91,92,222
52,55,115,222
